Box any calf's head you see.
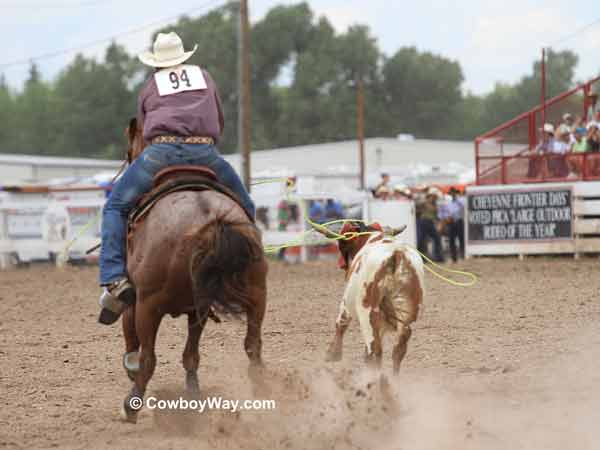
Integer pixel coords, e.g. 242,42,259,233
314,221,383,275
314,221,408,276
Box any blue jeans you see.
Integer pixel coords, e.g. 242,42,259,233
99,143,255,285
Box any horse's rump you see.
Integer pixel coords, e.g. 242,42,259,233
127,189,260,314
190,220,263,318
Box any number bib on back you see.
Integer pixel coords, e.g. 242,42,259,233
154,64,207,96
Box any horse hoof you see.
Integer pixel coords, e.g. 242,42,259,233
185,382,200,396
120,405,138,424
185,372,200,396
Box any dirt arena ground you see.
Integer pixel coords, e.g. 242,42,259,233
1,257,600,450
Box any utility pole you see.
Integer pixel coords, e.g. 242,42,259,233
356,77,366,190
238,0,252,190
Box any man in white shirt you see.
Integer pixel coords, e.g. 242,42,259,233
438,188,465,262
548,124,571,177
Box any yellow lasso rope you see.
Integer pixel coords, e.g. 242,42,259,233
264,177,477,287
59,175,477,287
57,210,101,265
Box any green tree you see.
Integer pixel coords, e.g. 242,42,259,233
14,64,57,155
0,75,17,151
477,49,579,136
53,44,137,159
383,47,464,138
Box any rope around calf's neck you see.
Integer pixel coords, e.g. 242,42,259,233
263,178,477,287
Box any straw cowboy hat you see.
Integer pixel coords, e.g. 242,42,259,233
542,123,555,134
138,32,197,68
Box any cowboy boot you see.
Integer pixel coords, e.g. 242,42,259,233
98,279,136,325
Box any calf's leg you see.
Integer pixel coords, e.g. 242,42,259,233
325,300,352,362
357,304,383,370
392,325,412,374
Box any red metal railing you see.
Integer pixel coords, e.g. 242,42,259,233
478,153,600,185
475,77,600,185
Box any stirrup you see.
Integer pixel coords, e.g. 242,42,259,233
98,279,135,325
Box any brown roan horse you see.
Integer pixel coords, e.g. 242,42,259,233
119,118,268,423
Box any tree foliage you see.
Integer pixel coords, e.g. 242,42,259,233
0,3,583,159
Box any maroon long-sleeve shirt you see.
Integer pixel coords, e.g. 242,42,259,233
137,67,224,144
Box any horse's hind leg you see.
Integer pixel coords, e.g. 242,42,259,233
245,296,265,368
122,301,163,423
244,263,267,369
182,312,208,394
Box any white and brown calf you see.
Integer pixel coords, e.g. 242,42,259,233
319,223,425,373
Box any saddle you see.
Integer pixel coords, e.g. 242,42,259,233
128,165,251,229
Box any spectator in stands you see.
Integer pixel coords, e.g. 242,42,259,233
572,127,588,153
528,123,555,178
438,187,465,263
417,188,444,263
562,113,575,132
587,122,600,152
549,124,571,177
586,122,600,175
568,127,589,177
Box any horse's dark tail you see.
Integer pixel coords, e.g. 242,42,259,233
189,221,262,321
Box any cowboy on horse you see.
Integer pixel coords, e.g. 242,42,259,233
98,31,255,324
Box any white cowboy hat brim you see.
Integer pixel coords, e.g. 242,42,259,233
138,44,198,68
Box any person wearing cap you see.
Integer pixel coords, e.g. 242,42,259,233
572,127,588,154
97,31,255,324
438,187,464,262
562,113,575,133
548,124,571,177
416,188,444,263
568,127,589,176
528,123,555,178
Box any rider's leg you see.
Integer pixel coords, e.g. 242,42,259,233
98,145,171,324
207,156,255,218
99,156,157,284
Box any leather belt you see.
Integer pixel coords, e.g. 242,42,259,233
152,136,215,145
